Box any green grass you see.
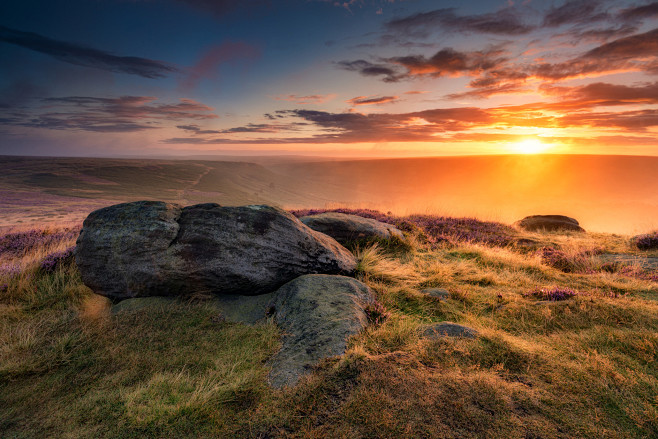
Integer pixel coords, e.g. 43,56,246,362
1,222,658,438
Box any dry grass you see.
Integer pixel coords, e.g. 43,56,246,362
1,218,658,438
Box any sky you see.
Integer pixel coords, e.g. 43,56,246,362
1,0,658,158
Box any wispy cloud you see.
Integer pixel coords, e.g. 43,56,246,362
271,94,336,104
0,25,177,79
179,41,261,92
347,95,398,106
1,96,217,132
385,7,534,37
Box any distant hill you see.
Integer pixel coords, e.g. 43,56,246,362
1,154,657,233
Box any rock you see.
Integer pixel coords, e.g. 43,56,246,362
421,322,478,339
76,201,356,300
300,212,404,245
514,215,585,232
208,293,275,324
269,274,375,388
420,288,450,301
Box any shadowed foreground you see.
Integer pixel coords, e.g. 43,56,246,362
1,210,658,438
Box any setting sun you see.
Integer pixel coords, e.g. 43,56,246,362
511,139,551,154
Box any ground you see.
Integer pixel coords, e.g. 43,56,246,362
1,211,658,438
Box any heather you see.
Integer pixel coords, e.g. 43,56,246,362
291,208,516,246
2,213,658,439
634,231,658,250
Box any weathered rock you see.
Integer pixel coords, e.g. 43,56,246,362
514,215,585,232
421,322,478,339
76,201,356,300
111,293,275,324
420,288,450,301
300,212,404,245
208,293,275,324
269,274,375,388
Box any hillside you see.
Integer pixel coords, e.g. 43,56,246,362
1,209,657,438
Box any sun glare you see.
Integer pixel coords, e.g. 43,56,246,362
511,138,550,154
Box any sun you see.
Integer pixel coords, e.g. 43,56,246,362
511,138,550,154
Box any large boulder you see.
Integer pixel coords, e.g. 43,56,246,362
300,212,404,245
514,215,585,232
75,201,356,300
269,274,375,388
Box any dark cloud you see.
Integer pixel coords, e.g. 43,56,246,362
163,107,494,144
618,2,658,21
0,96,217,133
388,47,508,78
385,7,534,37
0,26,177,79
176,124,222,134
336,59,404,82
542,0,609,27
347,95,398,105
532,27,658,80
339,47,508,83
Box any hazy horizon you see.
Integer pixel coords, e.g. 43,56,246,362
1,154,656,235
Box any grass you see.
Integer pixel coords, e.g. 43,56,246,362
1,213,658,438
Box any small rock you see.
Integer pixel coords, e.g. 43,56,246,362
300,212,404,245
421,322,478,339
514,215,585,233
420,288,450,301
269,274,375,388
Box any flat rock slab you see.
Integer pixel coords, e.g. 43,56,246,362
110,293,275,325
421,288,450,300
76,201,356,300
422,322,478,339
514,215,585,233
300,212,404,245
269,274,375,388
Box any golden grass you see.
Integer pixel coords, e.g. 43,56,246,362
1,220,658,437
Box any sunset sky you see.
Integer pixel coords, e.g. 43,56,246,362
1,0,658,157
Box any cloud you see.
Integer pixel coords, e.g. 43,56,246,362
339,46,509,83
618,2,658,21
180,41,260,92
1,96,217,132
387,47,508,78
347,95,398,105
532,27,658,80
162,107,494,144
385,7,534,37
336,59,405,82
0,25,177,79
542,0,609,27
272,94,336,104
539,81,658,106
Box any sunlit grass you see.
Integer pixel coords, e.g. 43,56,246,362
1,215,658,438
